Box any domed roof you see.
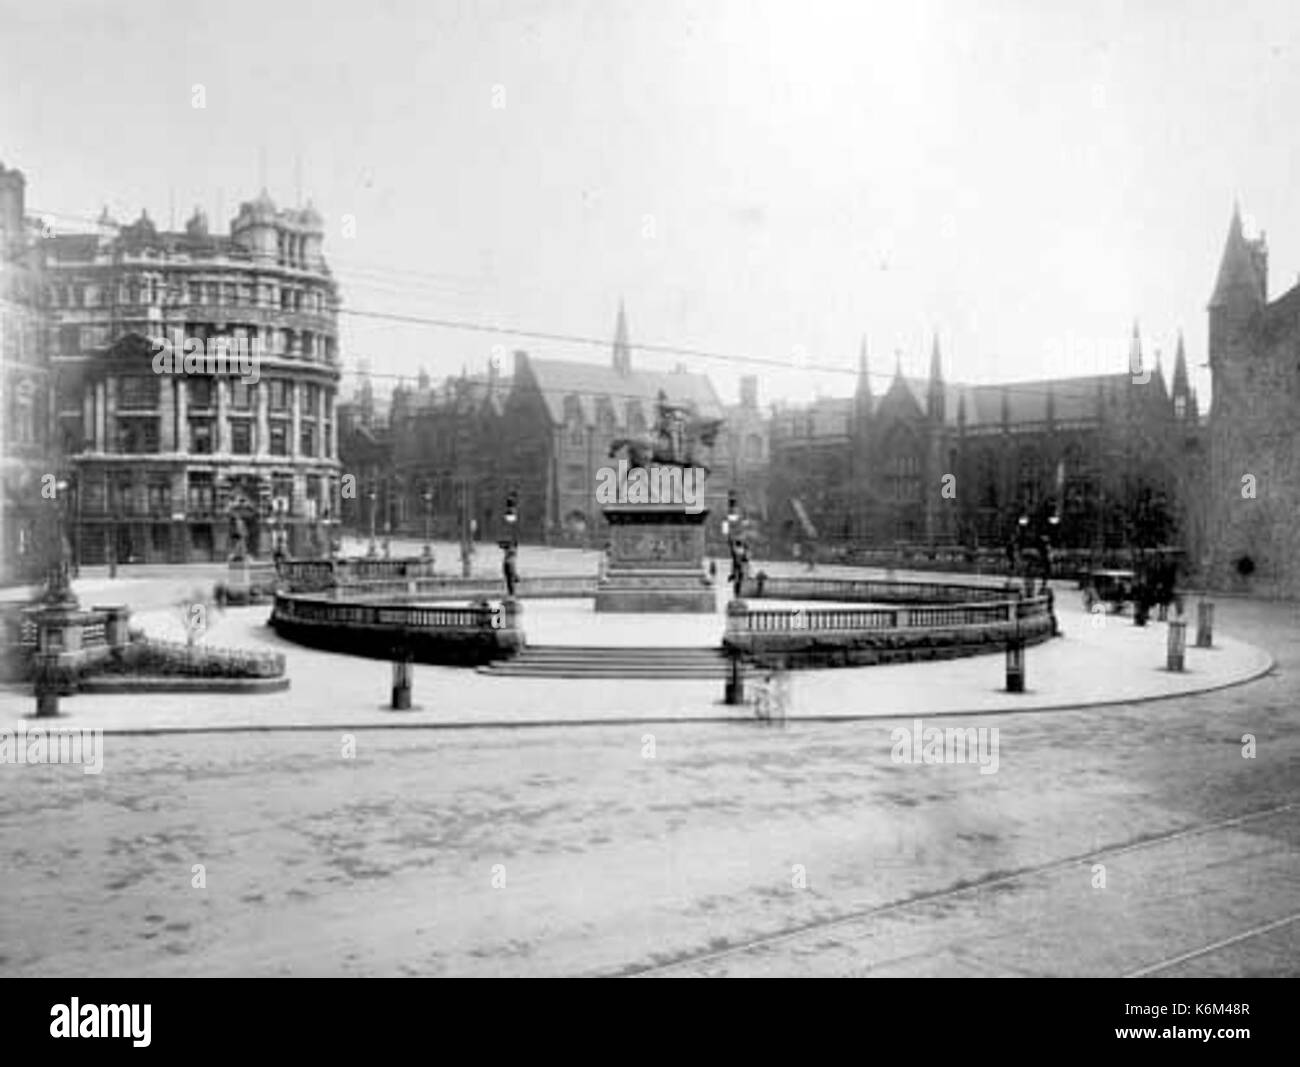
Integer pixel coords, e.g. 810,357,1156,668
241,187,277,221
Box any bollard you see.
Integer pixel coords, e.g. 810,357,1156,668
33,653,62,717
390,649,413,710
1167,617,1187,672
1005,635,1025,693
1196,600,1214,648
724,651,745,705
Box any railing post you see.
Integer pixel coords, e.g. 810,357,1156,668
1166,616,1187,672
724,646,746,705
1195,598,1214,648
390,644,413,710
1005,628,1025,692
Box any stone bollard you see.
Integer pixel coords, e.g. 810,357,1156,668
34,652,62,717
390,649,413,710
1167,617,1187,672
1005,634,1025,693
724,649,746,706
93,604,131,649
1196,600,1214,648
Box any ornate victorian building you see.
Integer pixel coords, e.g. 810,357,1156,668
0,162,53,583
42,191,342,563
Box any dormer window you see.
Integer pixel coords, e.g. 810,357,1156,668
1174,396,1187,419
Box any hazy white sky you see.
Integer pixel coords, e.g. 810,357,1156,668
4,0,1297,406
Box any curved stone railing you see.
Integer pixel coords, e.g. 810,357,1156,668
269,591,524,666
327,575,599,601
740,575,1013,604
732,595,1052,633
725,576,1057,670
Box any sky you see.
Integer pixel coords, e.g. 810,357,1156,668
3,0,1298,408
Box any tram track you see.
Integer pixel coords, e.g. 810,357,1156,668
614,800,1299,978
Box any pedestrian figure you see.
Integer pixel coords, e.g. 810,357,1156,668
502,543,519,598
754,671,774,722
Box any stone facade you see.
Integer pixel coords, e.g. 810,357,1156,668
499,306,728,543
1204,205,1300,597
41,191,342,563
0,162,53,583
770,333,1200,557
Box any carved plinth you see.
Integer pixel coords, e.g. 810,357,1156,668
595,504,714,613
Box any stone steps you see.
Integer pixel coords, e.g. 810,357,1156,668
477,645,728,679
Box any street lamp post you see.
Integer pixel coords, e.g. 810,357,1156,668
1016,512,1030,592
382,475,393,559
422,487,434,560
726,491,749,597
500,490,519,597
459,477,473,578
367,488,378,558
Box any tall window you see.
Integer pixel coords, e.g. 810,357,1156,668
188,378,213,409
299,423,316,457
148,480,172,514
269,380,290,412
117,417,159,454
118,376,159,410
230,380,254,410
269,422,288,456
187,472,214,515
272,475,294,516
888,454,921,502
190,419,214,455
230,419,253,455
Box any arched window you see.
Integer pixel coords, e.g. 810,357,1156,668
564,396,584,446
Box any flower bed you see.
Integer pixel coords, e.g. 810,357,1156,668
95,638,285,679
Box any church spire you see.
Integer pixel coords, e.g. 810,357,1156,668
855,336,873,400
854,336,873,425
927,333,945,423
612,300,631,375
1209,202,1267,310
1172,330,1190,394
1129,320,1143,379
928,332,943,383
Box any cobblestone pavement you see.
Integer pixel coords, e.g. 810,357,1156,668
0,578,1295,976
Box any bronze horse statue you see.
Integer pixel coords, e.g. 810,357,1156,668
608,410,723,474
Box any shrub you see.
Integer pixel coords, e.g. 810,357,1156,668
99,639,285,679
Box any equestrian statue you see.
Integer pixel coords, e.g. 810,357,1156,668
607,390,723,474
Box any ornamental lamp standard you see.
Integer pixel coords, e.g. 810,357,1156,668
1045,511,1061,586
382,475,394,559
500,489,520,598
725,490,740,537
44,477,76,608
504,489,518,548
422,487,434,560
367,487,378,558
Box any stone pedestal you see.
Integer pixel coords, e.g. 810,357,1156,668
595,504,714,613
92,604,131,648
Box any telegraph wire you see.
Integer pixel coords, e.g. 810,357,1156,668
28,203,1188,404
